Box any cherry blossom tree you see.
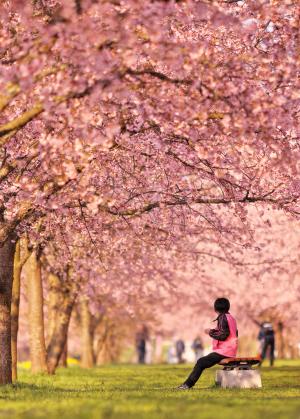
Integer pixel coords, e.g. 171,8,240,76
0,0,300,383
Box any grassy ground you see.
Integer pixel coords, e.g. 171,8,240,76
0,360,299,419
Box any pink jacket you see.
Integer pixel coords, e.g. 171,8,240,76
212,313,238,357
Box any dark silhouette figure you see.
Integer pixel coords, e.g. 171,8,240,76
176,339,185,364
135,325,149,364
259,322,275,366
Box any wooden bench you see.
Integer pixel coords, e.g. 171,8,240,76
216,357,262,388
219,357,261,370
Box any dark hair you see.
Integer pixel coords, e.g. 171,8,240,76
214,298,230,313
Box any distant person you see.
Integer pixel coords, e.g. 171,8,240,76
177,298,238,390
135,325,149,364
192,336,204,361
175,339,185,364
260,322,275,366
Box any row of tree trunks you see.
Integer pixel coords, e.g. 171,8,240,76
0,237,80,384
11,247,76,377
0,235,16,385
1,238,105,384
79,312,125,367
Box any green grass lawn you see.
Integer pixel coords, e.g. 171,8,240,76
0,360,299,419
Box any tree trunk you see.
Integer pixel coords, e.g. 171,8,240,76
26,250,48,373
47,273,60,340
96,325,108,366
47,273,69,369
59,340,68,368
0,235,16,385
80,299,95,368
47,281,75,374
96,336,106,366
95,319,118,365
276,322,286,358
290,343,298,359
11,240,21,382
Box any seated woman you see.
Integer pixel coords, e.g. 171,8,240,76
177,297,238,389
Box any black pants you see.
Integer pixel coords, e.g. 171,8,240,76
261,338,275,366
184,352,226,388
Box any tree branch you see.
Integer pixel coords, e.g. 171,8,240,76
0,78,110,148
98,192,295,218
